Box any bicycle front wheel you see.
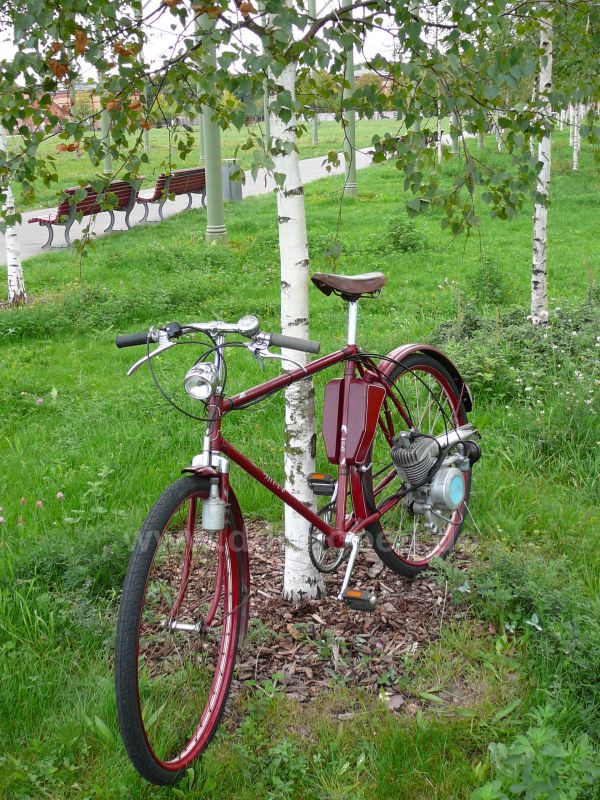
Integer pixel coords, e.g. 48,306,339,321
362,353,471,577
115,475,243,785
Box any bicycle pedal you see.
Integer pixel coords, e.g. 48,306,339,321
307,473,336,496
341,589,378,612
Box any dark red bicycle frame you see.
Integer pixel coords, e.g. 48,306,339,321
189,344,399,551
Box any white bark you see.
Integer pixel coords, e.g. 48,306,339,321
494,113,503,151
531,15,552,327
435,90,443,162
269,62,325,601
434,14,443,162
477,130,484,150
572,102,580,171
569,102,574,145
0,127,26,305
530,82,537,156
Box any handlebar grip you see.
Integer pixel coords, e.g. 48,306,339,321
115,331,150,348
269,332,321,354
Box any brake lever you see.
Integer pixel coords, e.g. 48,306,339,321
127,329,177,376
246,335,307,373
259,350,307,372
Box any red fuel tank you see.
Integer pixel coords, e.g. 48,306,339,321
322,378,386,465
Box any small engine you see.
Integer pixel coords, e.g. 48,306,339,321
391,431,440,486
391,430,474,526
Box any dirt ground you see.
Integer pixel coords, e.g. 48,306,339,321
232,521,473,711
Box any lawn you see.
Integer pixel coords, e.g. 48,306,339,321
9,117,403,212
0,133,599,799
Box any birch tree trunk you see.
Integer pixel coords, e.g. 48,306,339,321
530,81,537,156
434,12,443,162
572,102,580,171
531,14,552,327
494,112,503,151
0,127,26,305
569,102,574,145
270,62,325,601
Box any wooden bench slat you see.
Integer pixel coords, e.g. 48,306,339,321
136,168,207,221
28,178,143,248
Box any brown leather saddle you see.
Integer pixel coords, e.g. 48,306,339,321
311,272,386,301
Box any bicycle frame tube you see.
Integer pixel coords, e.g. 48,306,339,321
198,343,402,549
200,345,360,549
223,346,357,411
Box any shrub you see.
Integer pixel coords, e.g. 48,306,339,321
472,707,599,800
467,257,511,307
386,217,428,252
4,523,131,598
436,546,600,740
432,298,600,406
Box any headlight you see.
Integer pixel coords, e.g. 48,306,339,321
184,363,219,401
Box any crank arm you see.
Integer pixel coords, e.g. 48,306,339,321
337,533,361,599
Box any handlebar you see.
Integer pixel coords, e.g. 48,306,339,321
269,333,320,354
115,318,320,355
115,331,150,348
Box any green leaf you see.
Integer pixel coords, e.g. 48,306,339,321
92,716,115,747
492,699,522,724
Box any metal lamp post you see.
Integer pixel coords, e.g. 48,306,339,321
197,16,227,243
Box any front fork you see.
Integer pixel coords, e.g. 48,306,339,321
166,452,233,634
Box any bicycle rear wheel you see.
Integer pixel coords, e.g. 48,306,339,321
115,475,243,785
362,354,471,577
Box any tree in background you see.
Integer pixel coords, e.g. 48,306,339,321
73,90,96,126
0,126,25,305
2,3,597,238
530,8,553,326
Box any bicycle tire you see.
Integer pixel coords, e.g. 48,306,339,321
361,353,471,577
115,475,243,785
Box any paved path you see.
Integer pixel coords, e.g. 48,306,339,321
0,150,373,266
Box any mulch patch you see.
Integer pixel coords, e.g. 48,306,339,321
232,520,473,710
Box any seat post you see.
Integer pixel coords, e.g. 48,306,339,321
347,300,358,345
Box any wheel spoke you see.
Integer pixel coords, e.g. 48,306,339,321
363,357,470,573
116,480,241,779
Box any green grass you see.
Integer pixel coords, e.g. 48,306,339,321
10,117,403,211
1,131,599,798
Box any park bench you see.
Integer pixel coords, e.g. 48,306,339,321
136,167,206,222
29,179,142,250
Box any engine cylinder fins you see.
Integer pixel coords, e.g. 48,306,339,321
390,431,439,485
